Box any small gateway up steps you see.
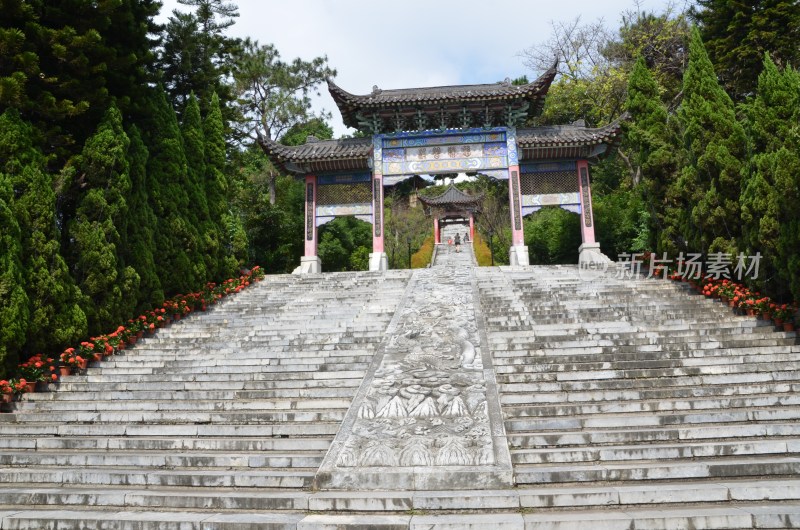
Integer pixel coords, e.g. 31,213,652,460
1,264,800,528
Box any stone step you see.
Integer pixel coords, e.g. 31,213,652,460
500,384,800,405
511,438,795,464
0,422,341,437
0,467,316,488
504,406,800,432
0,436,331,452
0,451,324,469
503,393,800,417
507,422,800,448
2,409,348,424
11,397,353,412
513,456,800,484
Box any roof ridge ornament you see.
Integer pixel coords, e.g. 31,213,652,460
372,85,382,95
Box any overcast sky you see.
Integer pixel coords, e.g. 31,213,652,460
158,0,680,137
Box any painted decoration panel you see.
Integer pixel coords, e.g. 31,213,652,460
522,193,580,207
522,204,581,216
378,128,511,177
317,172,371,186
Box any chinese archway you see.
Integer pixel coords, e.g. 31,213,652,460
260,63,622,273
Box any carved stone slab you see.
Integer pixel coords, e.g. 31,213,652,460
314,253,513,490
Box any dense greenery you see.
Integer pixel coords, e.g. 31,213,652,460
3,0,800,378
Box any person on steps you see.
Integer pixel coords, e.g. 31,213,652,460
454,233,461,253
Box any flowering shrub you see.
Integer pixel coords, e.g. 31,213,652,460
59,348,86,369
7,265,267,395
18,354,56,383
772,304,798,321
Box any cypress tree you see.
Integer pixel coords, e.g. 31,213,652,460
0,174,28,378
142,86,200,294
625,57,680,254
69,103,140,333
742,55,800,299
181,93,213,282
204,92,243,277
0,109,86,357
124,125,163,309
676,27,746,255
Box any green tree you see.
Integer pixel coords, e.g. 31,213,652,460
691,0,800,102
675,28,746,255
623,57,680,254
524,207,581,264
123,125,163,309
203,92,240,278
0,109,87,355
142,86,201,294
741,55,800,299
68,103,139,333
317,216,372,272
159,0,239,116
181,93,212,283
0,173,29,378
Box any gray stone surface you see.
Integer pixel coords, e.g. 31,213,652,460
315,245,513,490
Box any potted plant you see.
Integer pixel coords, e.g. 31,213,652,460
772,304,798,331
0,380,13,406
59,348,84,375
18,354,56,391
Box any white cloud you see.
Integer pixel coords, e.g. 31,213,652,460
158,0,676,137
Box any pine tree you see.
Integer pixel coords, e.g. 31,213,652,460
123,125,163,309
142,86,200,294
676,28,746,255
69,103,140,334
625,57,680,254
0,173,28,378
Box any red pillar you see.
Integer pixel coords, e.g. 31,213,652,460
372,171,384,252
507,165,524,246
304,175,317,257
576,160,597,244
469,214,475,241
434,217,440,244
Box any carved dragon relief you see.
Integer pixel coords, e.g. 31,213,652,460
334,264,493,468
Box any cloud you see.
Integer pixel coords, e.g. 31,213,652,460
158,0,674,137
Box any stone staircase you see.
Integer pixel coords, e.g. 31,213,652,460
476,265,800,526
1,262,799,529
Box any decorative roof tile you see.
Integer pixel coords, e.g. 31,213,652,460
418,183,483,206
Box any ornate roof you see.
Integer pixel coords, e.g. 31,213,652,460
258,115,628,175
517,116,627,161
328,63,558,134
418,183,483,206
257,135,372,174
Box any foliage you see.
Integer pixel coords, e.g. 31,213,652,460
472,232,494,267
524,207,581,265
233,38,335,143
675,27,746,256
68,103,140,334
691,0,800,102
384,192,430,269
410,236,434,269
317,216,372,272
0,174,29,379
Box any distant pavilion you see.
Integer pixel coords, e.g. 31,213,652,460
260,64,623,272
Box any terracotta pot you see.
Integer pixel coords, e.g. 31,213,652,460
758,312,769,320
784,322,796,332
774,318,784,326
136,331,144,340
59,366,72,377
77,358,88,370
173,314,181,321
728,300,736,308
746,309,757,317
24,381,36,393
1,393,12,404
117,343,125,351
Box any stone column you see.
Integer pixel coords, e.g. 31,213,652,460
434,217,441,244
469,214,475,241
369,170,388,271
507,165,529,266
576,160,611,265
294,174,321,274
